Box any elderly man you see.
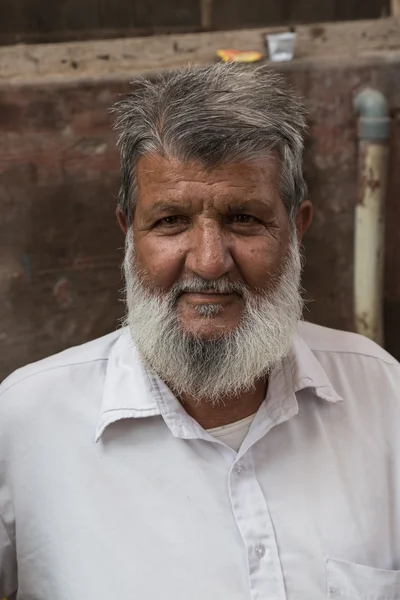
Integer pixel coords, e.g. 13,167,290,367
1,64,400,600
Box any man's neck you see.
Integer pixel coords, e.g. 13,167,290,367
177,378,267,430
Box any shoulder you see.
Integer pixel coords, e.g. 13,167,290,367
298,321,398,366
298,323,400,454
298,321,400,411
0,329,123,407
0,330,127,455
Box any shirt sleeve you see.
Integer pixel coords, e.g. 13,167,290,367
0,382,18,598
0,514,17,598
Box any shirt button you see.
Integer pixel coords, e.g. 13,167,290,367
255,544,266,559
233,463,242,475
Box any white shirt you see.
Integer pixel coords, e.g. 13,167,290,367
1,321,400,600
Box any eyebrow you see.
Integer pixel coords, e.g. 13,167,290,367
147,197,274,218
148,200,193,216
226,198,273,212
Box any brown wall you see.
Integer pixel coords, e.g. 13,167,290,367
0,0,390,45
1,20,400,380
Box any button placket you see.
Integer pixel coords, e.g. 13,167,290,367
228,449,287,600
255,543,266,559
233,463,243,475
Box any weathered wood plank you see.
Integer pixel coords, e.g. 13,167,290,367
211,0,283,29
289,0,336,24
0,0,201,40
0,0,390,45
391,0,400,16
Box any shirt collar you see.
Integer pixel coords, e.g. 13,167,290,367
95,325,342,441
95,329,160,441
288,331,343,403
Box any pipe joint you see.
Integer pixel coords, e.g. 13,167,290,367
353,88,390,141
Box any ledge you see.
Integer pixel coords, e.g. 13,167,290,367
1,17,400,86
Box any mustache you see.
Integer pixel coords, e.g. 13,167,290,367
168,276,249,298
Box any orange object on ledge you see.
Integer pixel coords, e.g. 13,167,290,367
216,49,264,63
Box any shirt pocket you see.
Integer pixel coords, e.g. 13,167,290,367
326,557,400,600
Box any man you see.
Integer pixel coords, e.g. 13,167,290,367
0,64,399,600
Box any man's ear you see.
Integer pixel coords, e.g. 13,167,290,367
295,200,313,243
116,206,128,235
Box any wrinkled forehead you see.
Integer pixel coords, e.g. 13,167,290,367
136,152,280,186
135,153,283,212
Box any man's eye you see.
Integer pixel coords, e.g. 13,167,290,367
228,214,259,224
156,216,187,227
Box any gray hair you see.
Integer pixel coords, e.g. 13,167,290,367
113,62,308,225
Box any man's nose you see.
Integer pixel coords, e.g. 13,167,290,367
185,221,234,280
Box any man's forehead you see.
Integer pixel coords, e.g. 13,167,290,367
143,198,278,220
136,153,281,191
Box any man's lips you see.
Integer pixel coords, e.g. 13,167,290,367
180,291,238,303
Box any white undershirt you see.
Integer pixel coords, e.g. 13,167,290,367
207,413,256,452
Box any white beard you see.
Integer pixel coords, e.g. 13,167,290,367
123,230,303,404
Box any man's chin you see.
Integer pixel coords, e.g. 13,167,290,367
177,302,244,338
178,318,241,341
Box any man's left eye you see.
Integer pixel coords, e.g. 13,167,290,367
228,214,259,224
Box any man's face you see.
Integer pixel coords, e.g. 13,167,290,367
131,154,294,340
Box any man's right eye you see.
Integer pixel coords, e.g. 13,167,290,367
157,216,181,225
154,216,190,228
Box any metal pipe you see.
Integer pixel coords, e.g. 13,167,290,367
353,88,390,345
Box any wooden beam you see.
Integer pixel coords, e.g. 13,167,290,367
392,0,400,17
200,0,214,30
0,25,204,47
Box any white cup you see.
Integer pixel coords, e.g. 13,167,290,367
266,32,297,62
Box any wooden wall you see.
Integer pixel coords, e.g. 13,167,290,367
0,0,391,45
